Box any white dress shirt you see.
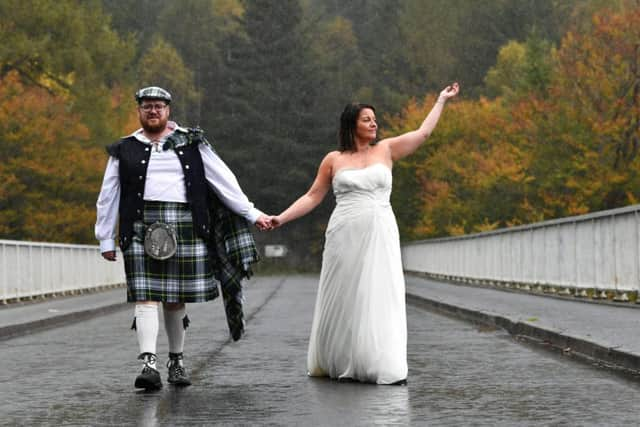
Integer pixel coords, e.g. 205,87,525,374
95,122,263,253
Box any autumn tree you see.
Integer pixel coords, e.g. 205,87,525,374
392,3,640,240
0,0,137,146
521,6,640,214
388,94,531,238
0,0,137,243
0,73,103,242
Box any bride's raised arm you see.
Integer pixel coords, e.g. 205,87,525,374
385,82,459,161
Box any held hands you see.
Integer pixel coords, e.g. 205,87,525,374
254,214,273,231
437,82,460,103
253,214,284,231
269,215,283,229
102,251,117,261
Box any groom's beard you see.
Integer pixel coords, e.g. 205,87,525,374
140,114,168,134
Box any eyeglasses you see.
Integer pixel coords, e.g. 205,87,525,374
140,103,168,112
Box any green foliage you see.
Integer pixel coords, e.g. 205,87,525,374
484,41,528,98
307,16,364,118
137,39,201,124
0,0,133,89
100,0,173,54
485,35,556,100
0,0,137,145
209,0,333,267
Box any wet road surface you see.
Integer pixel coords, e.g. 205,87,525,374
2,275,640,426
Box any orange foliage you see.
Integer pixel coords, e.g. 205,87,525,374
392,6,640,240
0,71,104,243
390,94,532,238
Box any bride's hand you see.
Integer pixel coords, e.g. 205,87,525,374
438,82,460,102
270,215,284,229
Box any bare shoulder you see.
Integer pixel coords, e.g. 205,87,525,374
377,136,406,162
372,139,393,160
375,138,393,149
325,150,341,161
311,151,338,187
321,151,340,168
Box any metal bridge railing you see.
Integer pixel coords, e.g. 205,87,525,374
402,204,640,303
0,239,125,303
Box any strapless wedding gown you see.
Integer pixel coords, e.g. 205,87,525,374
307,163,408,384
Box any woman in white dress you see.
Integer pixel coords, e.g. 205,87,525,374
270,82,460,384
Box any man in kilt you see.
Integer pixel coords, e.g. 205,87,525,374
95,86,271,390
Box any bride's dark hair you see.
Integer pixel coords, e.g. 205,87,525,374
338,103,376,152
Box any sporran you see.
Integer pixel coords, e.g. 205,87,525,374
144,222,178,260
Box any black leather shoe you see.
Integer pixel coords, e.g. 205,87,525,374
167,352,192,386
134,353,162,390
135,366,162,390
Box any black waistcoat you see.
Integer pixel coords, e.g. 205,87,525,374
106,129,211,251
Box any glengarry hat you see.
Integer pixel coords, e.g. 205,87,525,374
135,86,172,104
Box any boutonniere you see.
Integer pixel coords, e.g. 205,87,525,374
162,126,209,151
164,132,190,150
188,126,206,145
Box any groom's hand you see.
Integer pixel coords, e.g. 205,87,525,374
254,214,272,231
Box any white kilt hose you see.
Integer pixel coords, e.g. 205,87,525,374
124,201,219,303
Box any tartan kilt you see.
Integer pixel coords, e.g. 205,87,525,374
123,201,219,303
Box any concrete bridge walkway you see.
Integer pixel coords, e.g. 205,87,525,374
1,275,640,426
